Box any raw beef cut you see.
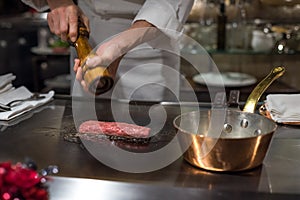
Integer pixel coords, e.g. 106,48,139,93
79,120,151,138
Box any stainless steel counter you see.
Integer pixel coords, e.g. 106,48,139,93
0,96,300,199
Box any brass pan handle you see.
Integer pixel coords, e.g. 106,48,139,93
243,66,285,113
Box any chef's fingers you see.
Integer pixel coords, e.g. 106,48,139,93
47,11,60,36
73,58,81,72
47,8,67,40
59,15,68,41
76,66,83,82
86,44,122,69
96,43,123,62
81,80,89,93
76,64,89,93
86,56,105,67
67,6,79,42
47,13,54,33
46,5,80,41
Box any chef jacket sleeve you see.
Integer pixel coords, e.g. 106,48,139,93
133,0,194,32
21,0,49,12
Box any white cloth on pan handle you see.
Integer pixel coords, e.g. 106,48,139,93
0,86,54,121
265,94,300,123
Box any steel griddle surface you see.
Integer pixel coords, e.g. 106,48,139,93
0,97,300,197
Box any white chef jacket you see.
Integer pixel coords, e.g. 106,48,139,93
22,0,194,101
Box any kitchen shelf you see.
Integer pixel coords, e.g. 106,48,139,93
181,47,300,56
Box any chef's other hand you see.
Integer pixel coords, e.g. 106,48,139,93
47,0,89,42
73,57,121,94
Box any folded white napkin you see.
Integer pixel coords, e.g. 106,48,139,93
0,73,16,94
265,94,300,123
0,86,54,121
0,83,14,94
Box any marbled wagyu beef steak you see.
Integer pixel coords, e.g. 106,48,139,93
79,120,151,138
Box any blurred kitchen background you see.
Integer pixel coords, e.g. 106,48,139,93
1,0,300,96
0,0,70,94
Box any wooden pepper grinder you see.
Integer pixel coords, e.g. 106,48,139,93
69,20,114,95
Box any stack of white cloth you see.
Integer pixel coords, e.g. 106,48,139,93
0,73,54,121
265,94,300,123
0,73,16,94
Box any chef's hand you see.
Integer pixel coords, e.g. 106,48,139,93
73,20,158,92
73,56,122,93
46,0,89,42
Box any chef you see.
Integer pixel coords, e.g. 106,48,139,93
21,0,194,101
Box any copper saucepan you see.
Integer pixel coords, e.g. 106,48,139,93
173,67,285,172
